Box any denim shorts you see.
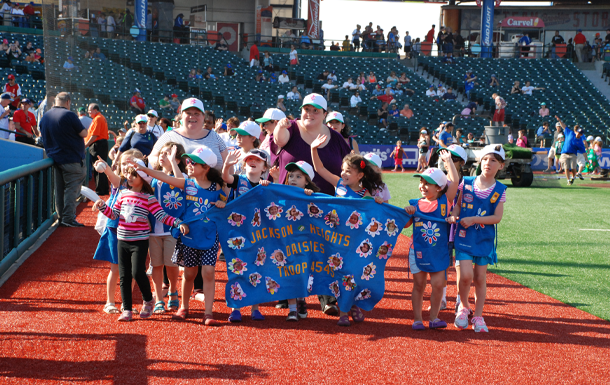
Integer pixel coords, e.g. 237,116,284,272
455,250,493,266
408,249,421,274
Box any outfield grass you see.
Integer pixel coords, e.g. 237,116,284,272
384,172,610,321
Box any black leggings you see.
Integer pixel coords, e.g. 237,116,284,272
118,239,153,310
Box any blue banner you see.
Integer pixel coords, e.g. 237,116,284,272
480,0,494,58
205,184,412,311
135,0,148,42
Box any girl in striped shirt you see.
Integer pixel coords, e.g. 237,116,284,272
94,159,189,322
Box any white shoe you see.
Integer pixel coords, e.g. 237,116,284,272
454,307,470,329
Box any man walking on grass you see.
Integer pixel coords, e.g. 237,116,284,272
556,115,585,185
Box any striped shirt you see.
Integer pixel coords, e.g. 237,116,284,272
99,190,181,241
458,178,507,203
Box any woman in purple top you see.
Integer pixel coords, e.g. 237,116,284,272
271,93,351,315
271,93,351,196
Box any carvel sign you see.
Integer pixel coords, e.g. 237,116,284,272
500,17,546,28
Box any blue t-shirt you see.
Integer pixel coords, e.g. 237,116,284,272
119,130,158,156
40,106,86,164
465,75,475,91
561,127,586,154
536,126,551,137
439,130,453,147
519,36,532,45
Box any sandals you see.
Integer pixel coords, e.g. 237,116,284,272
349,306,365,323
172,308,188,320
204,313,220,326
167,291,179,311
154,301,166,314
337,315,351,326
103,303,119,314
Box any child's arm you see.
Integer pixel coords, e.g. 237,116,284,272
128,160,186,189
221,150,241,185
93,194,121,220
310,134,341,187
447,191,462,224
403,205,416,228
460,201,504,228
439,149,459,202
268,165,280,183
148,195,188,234
168,145,184,181
94,155,121,188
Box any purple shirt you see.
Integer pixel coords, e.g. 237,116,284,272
270,120,351,195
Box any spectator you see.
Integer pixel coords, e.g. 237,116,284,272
389,103,399,118
23,41,35,55
3,74,21,111
393,82,404,96
11,4,26,28
327,70,337,83
375,30,386,52
268,73,278,83
278,70,289,84
215,38,228,51
352,25,361,52
544,122,564,172
519,33,532,57
413,38,421,56
372,83,384,96
33,48,43,63
263,51,273,72
510,80,522,94
342,77,363,91
574,29,586,62
6,42,21,60
159,117,171,133
454,30,465,57
461,101,478,117
255,70,266,83
77,107,92,129
400,104,414,118
106,12,116,38
317,69,330,82
0,92,11,140
454,128,465,144
119,115,158,157
444,28,454,58
442,88,457,101
123,9,134,36
158,94,172,112
516,129,528,148
371,87,394,105
436,26,446,55
193,69,202,80
325,111,359,153
356,73,366,86
277,95,286,112
321,79,338,99
0,39,8,52
367,71,377,84
464,69,478,98
489,74,500,87
300,33,311,49
437,122,454,148
556,116,585,185
378,102,389,128
521,81,545,95
404,31,412,58
281,30,296,48
94,48,106,61
39,92,87,227
24,51,36,63
425,24,435,43
84,48,95,59
130,88,145,115
386,71,399,87
536,121,552,145
97,13,107,38
63,56,75,71
23,2,35,27
85,103,110,195
289,44,299,65
551,30,565,59
169,94,180,112
287,86,302,101
539,102,550,117
329,41,339,52
13,98,38,145
146,110,163,138
224,63,234,76
350,91,362,108
204,66,215,80
426,85,437,97
342,36,351,51
436,84,447,98
398,72,410,85
492,93,507,126
249,43,260,67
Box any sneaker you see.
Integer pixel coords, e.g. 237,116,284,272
454,307,470,329
286,311,299,322
429,318,447,329
323,304,339,316
567,179,574,185
543,168,553,174
60,219,84,227
471,316,489,332
204,313,220,326
297,300,308,319
139,300,155,318
440,300,447,310
117,310,133,322
337,315,350,326
275,300,289,309
576,173,584,180
412,321,425,330
228,310,242,323
251,310,265,321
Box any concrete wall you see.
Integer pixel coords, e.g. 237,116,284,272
0,140,45,173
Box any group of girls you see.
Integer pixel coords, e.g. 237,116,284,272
92,95,505,333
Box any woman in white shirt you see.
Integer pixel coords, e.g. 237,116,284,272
350,92,362,108
289,45,299,65
425,86,436,97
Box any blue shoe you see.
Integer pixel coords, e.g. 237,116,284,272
251,309,265,321
429,318,447,329
228,310,242,323
412,321,425,330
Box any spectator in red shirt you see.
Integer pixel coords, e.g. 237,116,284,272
370,87,394,105
574,29,587,62
3,74,21,111
13,98,38,145
425,24,435,43
130,88,145,115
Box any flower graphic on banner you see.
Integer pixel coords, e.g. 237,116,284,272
357,239,373,258
251,208,261,227
163,190,183,210
286,205,304,221
365,218,383,237
329,280,341,298
255,248,266,266
376,242,393,259
385,218,398,236
266,277,280,295
230,283,246,300
307,203,323,218
474,208,487,230
307,274,314,293
420,221,440,245
227,236,246,250
324,209,340,228
361,262,377,280
355,288,372,301
227,212,246,227
249,272,262,287
271,250,287,266
345,211,363,229
342,275,356,291
264,202,283,220
327,253,343,271
228,258,247,275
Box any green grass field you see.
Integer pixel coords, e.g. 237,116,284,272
384,173,610,321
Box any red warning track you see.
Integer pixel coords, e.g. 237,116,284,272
1,201,609,384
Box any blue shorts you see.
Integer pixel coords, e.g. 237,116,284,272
455,250,493,266
408,249,421,275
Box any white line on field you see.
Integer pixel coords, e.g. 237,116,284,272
579,229,610,231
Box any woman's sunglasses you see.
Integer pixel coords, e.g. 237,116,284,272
185,158,198,166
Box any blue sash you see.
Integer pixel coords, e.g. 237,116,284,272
230,175,256,202
152,177,186,234
335,178,366,199
409,195,450,273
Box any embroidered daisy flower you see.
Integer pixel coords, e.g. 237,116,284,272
265,277,280,295
329,280,341,298
327,253,343,271
285,205,304,221
307,203,323,218
249,272,262,287
355,288,372,301
163,190,183,210
376,241,393,260
228,258,247,275
361,262,377,280
474,208,487,230
345,211,363,229
230,283,246,300
264,202,283,220
420,221,440,245
227,236,246,250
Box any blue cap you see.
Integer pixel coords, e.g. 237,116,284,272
282,70,287,74
1,92,12,100
134,88,141,93
258,70,262,73
227,63,232,68
271,73,276,77
220,123,227,130
577,29,582,32
68,56,73,60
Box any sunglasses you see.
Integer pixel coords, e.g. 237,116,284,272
185,158,199,166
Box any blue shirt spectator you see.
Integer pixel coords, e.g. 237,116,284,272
41,105,86,164
119,128,158,156
300,34,311,45
439,126,454,147
536,123,551,137
518,35,532,45
561,126,586,154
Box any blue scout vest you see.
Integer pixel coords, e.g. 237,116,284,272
230,175,256,201
409,194,450,273
335,178,366,199
172,178,223,250
454,176,506,262
152,177,186,234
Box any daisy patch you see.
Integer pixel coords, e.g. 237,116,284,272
376,242,393,259
357,239,373,258
264,202,283,220
327,253,343,271
265,277,280,295
227,212,246,227
228,258,248,275
255,247,266,266
361,262,377,280
385,219,398,236
230,283,246,301
307,203,323,218
285,205,304,221
329,280,341,298
251,208,261,227
345,211,363,229
365,218,383,237
270,249,287,266
355,288,372,301
227,236,246,250
324,209,340,228
342,275,356,291
249,272,262,287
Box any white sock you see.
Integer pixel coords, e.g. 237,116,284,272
288,304,297,312
442,286,447,301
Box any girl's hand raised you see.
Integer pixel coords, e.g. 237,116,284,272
311,134,327,149
225,150,241,167
215,118,224,132
269,166,280,182
439,149,452,163
374,196,384,204
170,145,178,160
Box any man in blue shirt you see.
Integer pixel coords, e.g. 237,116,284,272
556,115,585,185
438,122,454,148
464,70,477,99
518,33,532,57
40,92,88,227
300,33,311,49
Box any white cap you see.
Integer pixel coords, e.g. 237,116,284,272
285,160,315,180
595,136,602,142
255,108,286,123
181,98,205,114
133,159,152,182
135,115,147,123
278,95,285,100
147,109,158,118
413,167,448,188
480,144,506,161
364,153,382,168
183,146,217,167
234,121,261,138
421,130,428,134
301,93,328,111
242,148,269,165
555,122,562,127
558,133,564,138
586,135,594,141
445,144,468,162
326,111,344,123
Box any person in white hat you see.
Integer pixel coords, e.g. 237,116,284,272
447,143,507,333
276,95,286,112
116,114,158,161
146,109,163,138
231,121,264,175
404,149,459,331
364,152,391,203
256,108,286,156
149,98,228,172
326,111,359,153
133,145,227,326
